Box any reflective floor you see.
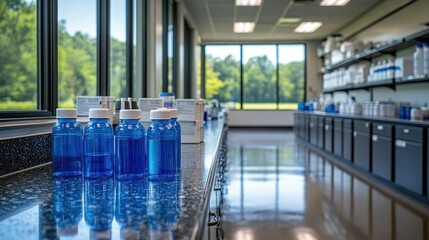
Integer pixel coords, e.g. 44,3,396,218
220,129,429,240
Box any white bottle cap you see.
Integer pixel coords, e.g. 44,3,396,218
56,108,77,118
119,109,141,120
89,108,110,119
169,108,178,118
150,108,171,120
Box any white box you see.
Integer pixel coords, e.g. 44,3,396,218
76,96,115,123
138,98,163,122
395,57,414,79
176,99,203,121
180,120,202,144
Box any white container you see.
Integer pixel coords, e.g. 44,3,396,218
411,107,422,121
76,96,115,123
395,57,414,79
180,120,202,144
176,99,203,121
414,43,424,76
423,43,429,75
138,98,163,122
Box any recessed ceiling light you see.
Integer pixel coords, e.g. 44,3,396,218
235,0,262,6
278,18,302,24
320,0,350,6
294,22,322,33
234,22,255,33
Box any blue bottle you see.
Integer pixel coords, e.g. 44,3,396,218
115,179,148,239
84,108,114,178
115,109,146,180
147,108,175,181
84,178,114,239
169,109,181,174
52,108,83,177
53,176,82,237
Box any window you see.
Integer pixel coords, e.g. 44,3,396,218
0,0,146,119
243,45,277,110
205,45,241,109
0,0,38,110
278,45,305,110
58,0,97,108
204,44,306,110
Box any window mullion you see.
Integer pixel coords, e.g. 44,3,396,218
97,0,110,96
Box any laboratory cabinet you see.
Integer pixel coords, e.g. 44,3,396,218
334,118,342,157
343,119,353,163
294,112,429,200
395,125,424,195
310,115,318,145
353,121,372,171
372,123,393,181
317,116,325,148
324,117,333,153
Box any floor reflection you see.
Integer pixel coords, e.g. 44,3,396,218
221,129,429,240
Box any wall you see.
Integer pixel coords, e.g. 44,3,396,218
228,110,294,127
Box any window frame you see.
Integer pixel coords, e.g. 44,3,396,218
202,43,307,110
0,0,146,120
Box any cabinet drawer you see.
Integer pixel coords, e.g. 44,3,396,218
372,135,392,181
354,120,371,133
372,123,392,137
396,125,423,143
395,140,423,195
344,119,353,129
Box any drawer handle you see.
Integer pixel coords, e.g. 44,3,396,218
372,135,378,142
365,123,370,128
325,124,330,130
310,123,313,128
377,125,383,130
396,140,406,148
403,129,410,134
353,131,357,137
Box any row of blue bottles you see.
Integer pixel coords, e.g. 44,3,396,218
53,177,180,239
53,107,181,181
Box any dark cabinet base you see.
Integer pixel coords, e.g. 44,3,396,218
372,136,393,181
354,132,371,171
395,141,423,195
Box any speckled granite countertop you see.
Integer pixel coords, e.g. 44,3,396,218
0,120,225,240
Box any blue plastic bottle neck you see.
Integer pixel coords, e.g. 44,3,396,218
170,117,177,122
152,119,170,124
120,119,139,124
58,118,77,123
90,118,109,123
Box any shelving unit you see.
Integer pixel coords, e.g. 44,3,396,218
322,28,429,95
323,79,394,94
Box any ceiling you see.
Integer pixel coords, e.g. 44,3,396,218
182,0,384,43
